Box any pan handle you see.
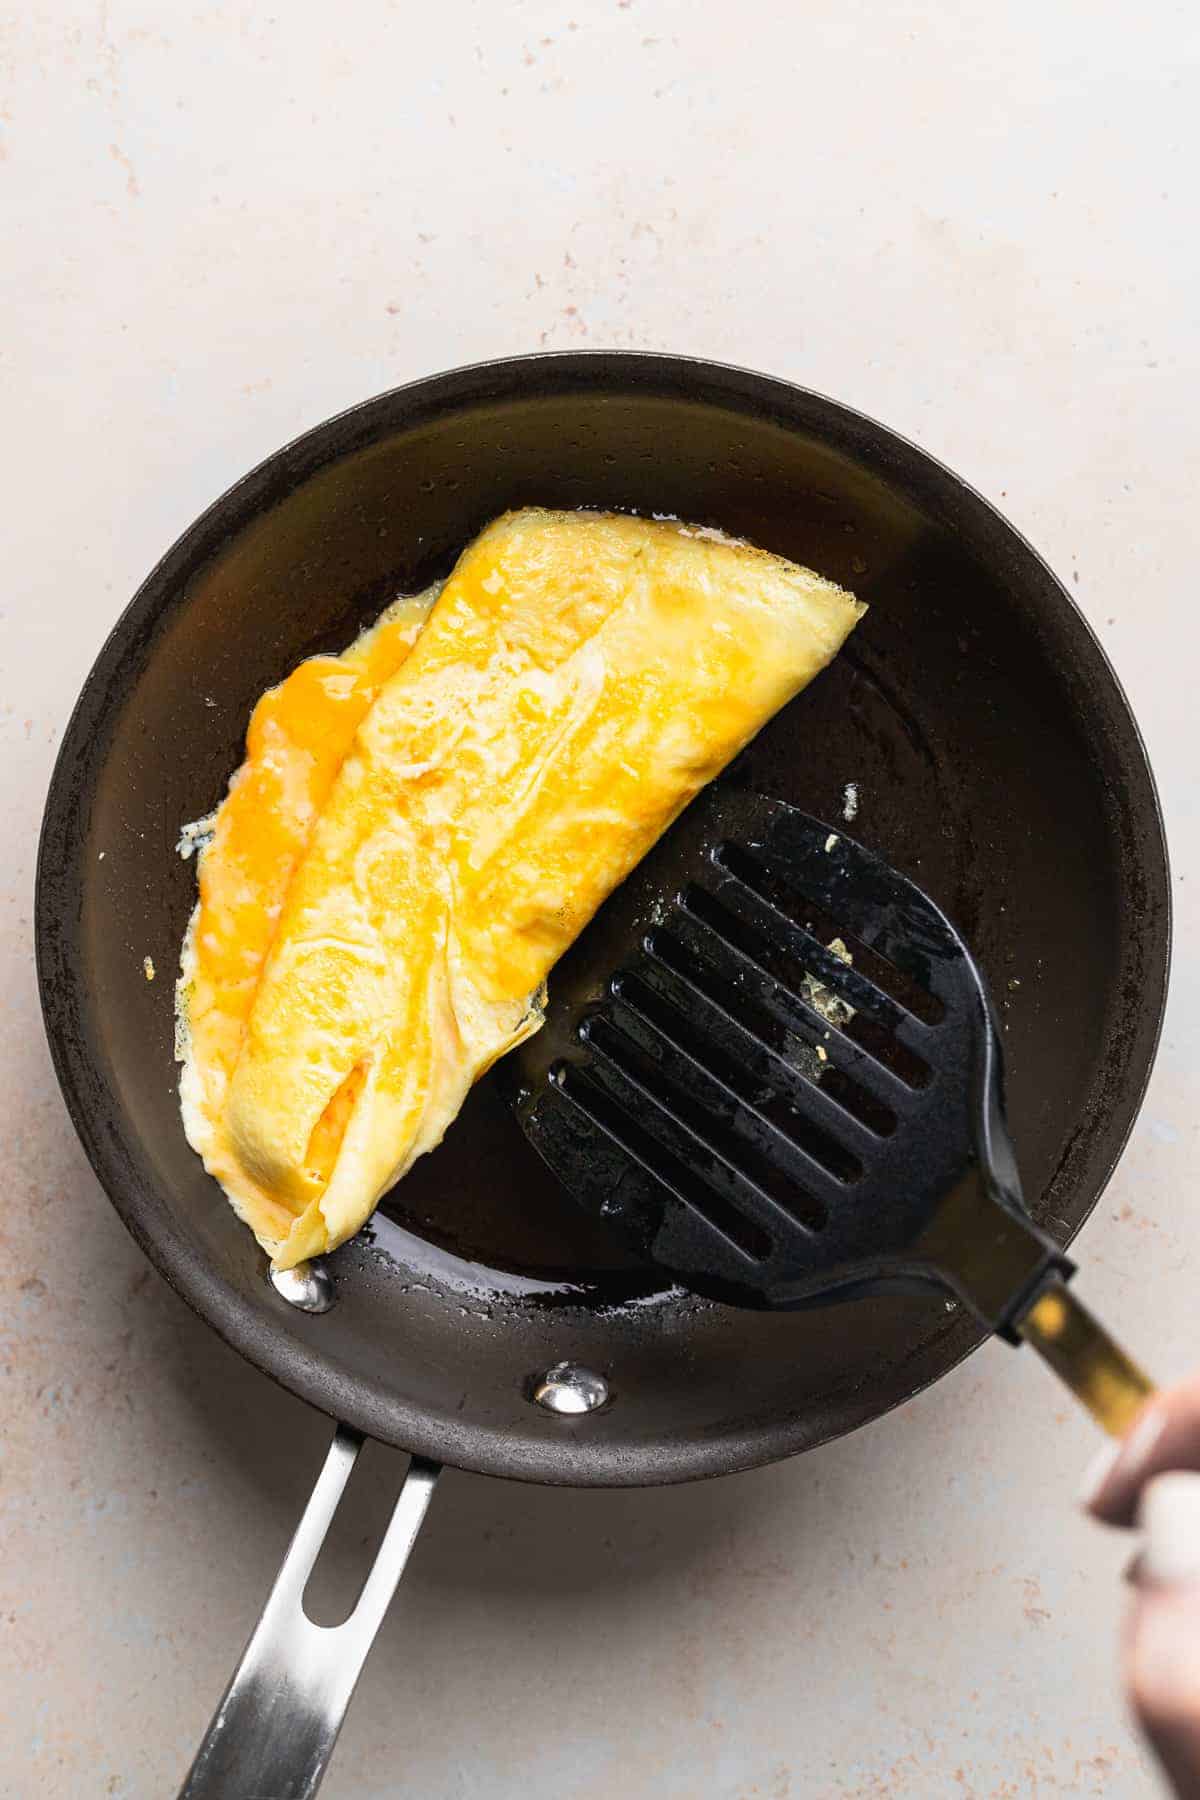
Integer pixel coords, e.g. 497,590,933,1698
179,1424,440,1800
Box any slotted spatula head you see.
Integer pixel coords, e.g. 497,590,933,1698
506,788,1073,1338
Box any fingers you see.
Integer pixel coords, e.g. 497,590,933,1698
1126,1586,1200,1798
1124,1474,1200,1799
1082,1377,1200,1528
1083,1391,1200,1797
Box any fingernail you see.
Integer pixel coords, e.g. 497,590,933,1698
1139,1473,1200,1587
1080,1404,1166,1512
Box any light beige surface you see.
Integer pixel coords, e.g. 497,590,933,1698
2,2,1197,1796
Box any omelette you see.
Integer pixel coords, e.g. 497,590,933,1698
177,509,864,1270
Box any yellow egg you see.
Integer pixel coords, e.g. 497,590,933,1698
177,509,864,1269
176,588,438,1248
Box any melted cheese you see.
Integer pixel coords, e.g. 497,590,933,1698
179,509,864,1268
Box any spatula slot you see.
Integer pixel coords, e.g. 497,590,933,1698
634,927,903,1135
644,917,810,1070
837,1014,932,1091
719,844,948,1027
813,1064,900,1137
695,863,896,1025
677,883,931,1094
610,970,861,1185
554,1062,775,1261
636,926,905,1144
583,1014,833,1235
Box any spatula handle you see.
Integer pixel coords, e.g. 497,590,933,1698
1016,1278,1156,1436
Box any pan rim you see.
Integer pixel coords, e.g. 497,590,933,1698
36,350,1171,1486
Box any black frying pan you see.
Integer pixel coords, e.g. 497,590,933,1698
36,353,1170,1796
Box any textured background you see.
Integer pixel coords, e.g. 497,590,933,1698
3,2,1198,1794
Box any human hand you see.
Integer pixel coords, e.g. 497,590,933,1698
1084,1379,1200,1797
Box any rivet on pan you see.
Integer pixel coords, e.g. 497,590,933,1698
270,1259,335,1314
531,1362,609,1415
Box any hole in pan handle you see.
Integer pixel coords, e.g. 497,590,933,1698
178,1426,440,1800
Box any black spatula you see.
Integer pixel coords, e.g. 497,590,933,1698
508,788,1154,1436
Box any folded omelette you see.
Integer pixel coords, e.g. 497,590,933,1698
177,509,864,1269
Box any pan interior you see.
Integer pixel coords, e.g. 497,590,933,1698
37,357,1168,1484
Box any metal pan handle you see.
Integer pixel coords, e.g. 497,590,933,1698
179,1424,440,1800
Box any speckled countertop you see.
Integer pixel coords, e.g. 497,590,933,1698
4,4,1197,1795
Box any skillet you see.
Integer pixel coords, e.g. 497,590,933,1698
35,352,1170,1795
